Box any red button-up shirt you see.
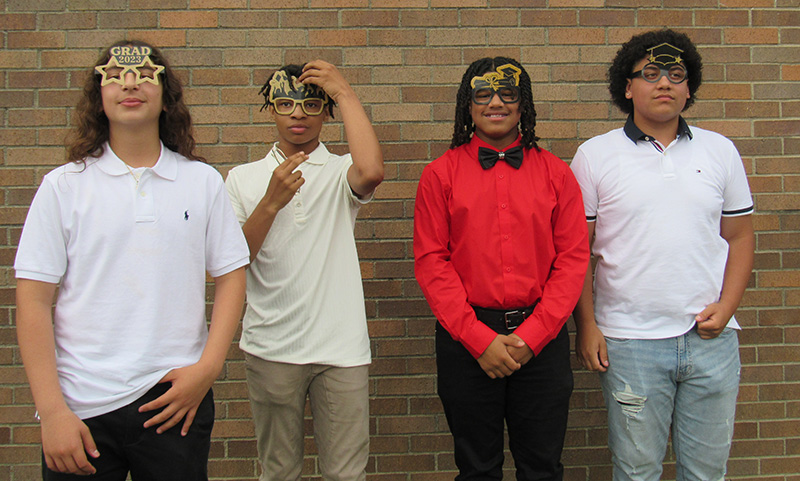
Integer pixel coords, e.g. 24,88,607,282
414,135,589,358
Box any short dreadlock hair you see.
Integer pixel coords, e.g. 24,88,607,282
608,29,703,115
450,57,539,151
258,64,335,118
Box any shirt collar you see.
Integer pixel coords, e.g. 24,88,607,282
467,134,523,159
271,141,330,165
95,141,178,181
623,114,693,144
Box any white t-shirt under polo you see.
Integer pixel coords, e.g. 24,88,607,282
225,142,371,367
14,144,250,419
571,120,753,340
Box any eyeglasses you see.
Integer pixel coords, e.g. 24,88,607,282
271,98,326,116
629,64,688,84
471,86,520,105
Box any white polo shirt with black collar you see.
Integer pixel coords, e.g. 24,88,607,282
571,116,753,340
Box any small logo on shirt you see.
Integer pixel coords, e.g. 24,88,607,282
184,210,189,220
696,169,702,173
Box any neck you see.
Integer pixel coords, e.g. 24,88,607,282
474,130,518,151
633,115,680,147
108,126,161,168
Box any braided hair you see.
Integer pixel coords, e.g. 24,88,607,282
258,64,336,118
608,29,703,114
450,57,539,151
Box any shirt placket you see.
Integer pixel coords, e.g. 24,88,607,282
495,165,515,297
134,169,155,223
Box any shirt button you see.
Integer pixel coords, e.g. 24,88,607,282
505,267,512,272
498,174,504,179
503,235,509,240
140,192,146,197
500,203,507,209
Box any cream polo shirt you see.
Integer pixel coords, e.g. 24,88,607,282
225,142,371,367
571,120,753,340
15,143,250,419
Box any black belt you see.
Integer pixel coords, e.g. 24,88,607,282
472,301,538,332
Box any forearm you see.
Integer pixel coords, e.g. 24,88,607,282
199,267,247,375
338,89,384,196
517,183,590,354
572,267,597,332
16,280,70,418
718,224,755,312
241,200,280,263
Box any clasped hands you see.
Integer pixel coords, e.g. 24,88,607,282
477,333,533,379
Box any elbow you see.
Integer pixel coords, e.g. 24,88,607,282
362,165,385,192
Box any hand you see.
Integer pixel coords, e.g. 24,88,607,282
695,302,734,339
575,323,609,372
264,151,307,213
506,333,534,366
298,60,354,102
477,335,524,379
139,363,217,436
40,407,99,475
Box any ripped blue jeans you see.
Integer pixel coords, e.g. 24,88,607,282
600,328,740,481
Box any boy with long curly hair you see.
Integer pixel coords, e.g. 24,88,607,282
571,29,754,480
414,57,589,480
15,40,249,480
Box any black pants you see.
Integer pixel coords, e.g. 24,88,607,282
436,323,573,481
43,383,214,481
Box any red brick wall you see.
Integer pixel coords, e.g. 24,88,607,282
1,2,798,480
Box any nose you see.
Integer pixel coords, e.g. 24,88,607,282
655,72,672,88
487,91,504,107
289,103,306,119
121,71,139,90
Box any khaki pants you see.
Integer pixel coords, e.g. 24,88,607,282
245,353,369,481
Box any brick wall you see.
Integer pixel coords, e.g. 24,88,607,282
1,2,798,480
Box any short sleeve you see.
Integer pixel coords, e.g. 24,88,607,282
224,168,249,226
722,142,754,217
340,154,373,206
14,177,67,284
206,173,250,278
570,147,598,221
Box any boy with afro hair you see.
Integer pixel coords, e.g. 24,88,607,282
571,29,754,480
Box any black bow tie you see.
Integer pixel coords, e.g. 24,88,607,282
478,146,523,170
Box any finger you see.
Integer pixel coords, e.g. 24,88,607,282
72,452,96,475
599,341,609,369
139,391,173,414
48,454,67,473
181,407,198,436
277,152,307,172
81,425,100,459
143,404,176,429
156,409,188,434
60,454,79,475
695,305,714,322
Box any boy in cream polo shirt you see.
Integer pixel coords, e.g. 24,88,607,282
225,61,383,481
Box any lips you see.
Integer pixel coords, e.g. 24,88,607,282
120,97,144,107
485,112,509,120
288,125,308,134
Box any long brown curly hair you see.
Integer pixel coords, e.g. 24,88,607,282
67,39,204,163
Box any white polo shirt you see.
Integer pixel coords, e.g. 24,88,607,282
225,142,372,367
15,143,250,419
570,117,753,339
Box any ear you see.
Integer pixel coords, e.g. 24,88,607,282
625,79,633,98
